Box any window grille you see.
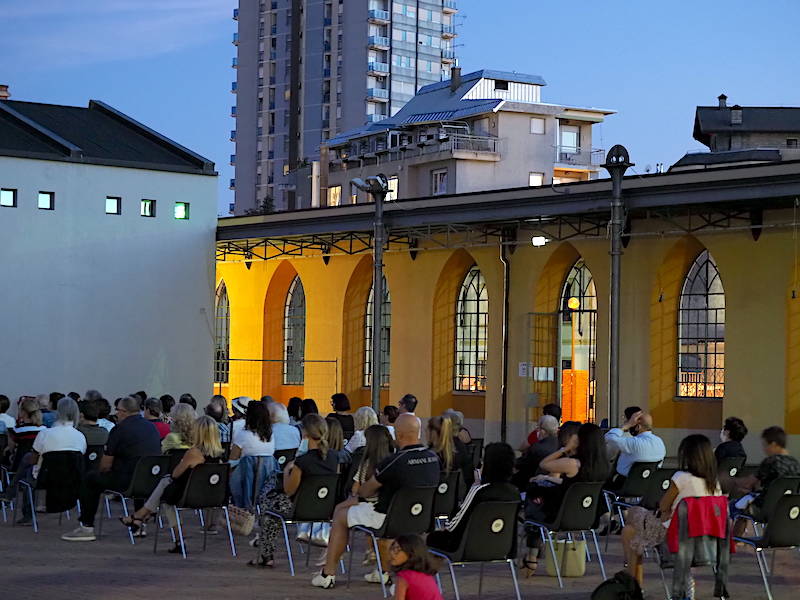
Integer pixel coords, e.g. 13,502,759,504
454,266,488,391
283,276,306,384
364,277,391,387
214,283,230,383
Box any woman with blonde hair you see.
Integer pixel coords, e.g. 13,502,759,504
121,416,224,553
161,403,196,454
345,406,379,453
428,415,473,486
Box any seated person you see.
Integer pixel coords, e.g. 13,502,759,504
268,402,301,451
161,403,195,454
144,398,171,440
2,397,45,475
230,401,274,460
428,415,473,488
325,417,352,465
311,413,440,590
77,400,109,447
388,534,444,600
62,395,160,542
0,394,15,433
715,416,748,463
251,413,340,568
205,395,231,444
380,405,399,439
443,409,472,445
326,393,355,442
520,403,561,452
345,406,379,453
512,414,559,491
428,442,519,553
604,411,666,490
120,416,224,554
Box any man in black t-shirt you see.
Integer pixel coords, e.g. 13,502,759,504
312,413,439,590
62,395,160,542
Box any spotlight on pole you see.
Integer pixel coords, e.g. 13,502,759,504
531,236,549,247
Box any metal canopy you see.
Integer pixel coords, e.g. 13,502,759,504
217,161,800,262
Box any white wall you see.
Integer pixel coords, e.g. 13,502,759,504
0,157,217,411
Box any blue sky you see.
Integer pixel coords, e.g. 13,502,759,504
2,0,799,214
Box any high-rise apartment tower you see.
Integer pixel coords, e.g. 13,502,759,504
231,0,458,214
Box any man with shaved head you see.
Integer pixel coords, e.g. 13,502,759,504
605,410,666,490
312,412,440,590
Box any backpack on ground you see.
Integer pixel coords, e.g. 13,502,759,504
591,570,644,600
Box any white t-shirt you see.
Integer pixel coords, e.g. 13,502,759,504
32,422,87,454
232,427,274,457
663,470,722,528
0,413,15,430
345,429,366,454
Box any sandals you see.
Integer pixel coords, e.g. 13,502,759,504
119,516,144,535
248,556,275,568
520,550,539,578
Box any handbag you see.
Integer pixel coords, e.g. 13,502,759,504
296,522,331,547
227,504,255,537
545,539,587,578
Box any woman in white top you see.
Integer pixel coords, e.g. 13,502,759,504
230,401,274,459
344,406,378,453
32,397,87,456
622,434,722,586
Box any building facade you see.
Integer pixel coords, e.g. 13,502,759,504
215,160,800,460
320,69,613,205
231,0,459,214
0,98,218,403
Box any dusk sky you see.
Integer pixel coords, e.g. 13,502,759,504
2,0,799,214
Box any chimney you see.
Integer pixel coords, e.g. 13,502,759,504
717,93,727,108
449,67,461,93
0,85,9,100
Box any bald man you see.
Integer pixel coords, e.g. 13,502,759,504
312,413,440,590
605,411,666,489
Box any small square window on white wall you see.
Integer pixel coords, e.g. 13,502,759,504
1,188,18,207
105,196,121,214
387,176,399,201
529,172,544,187
174,202,190,220
140,199,156,217
37,191,55,210
431,169,448,196
530,117,545,135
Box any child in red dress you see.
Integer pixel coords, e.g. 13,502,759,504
389,534,443,600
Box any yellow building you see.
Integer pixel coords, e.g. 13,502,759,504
215,161,800,458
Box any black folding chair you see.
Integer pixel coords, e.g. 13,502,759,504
274,448,297,469
430,500,522,600
433,470,462,525
742,476,800,536
99,455,172,544
525,481,607,589
154,463,235,559
84,445,104,473
264,474,340,576
717,456,746,479
467,438,484,468
735,494,800,600
14,450,83,533
348,486,437,598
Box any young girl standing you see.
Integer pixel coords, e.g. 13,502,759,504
389,534,443,600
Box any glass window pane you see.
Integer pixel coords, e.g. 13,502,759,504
454,267,488,391
105,196,120,214
174,202,190,220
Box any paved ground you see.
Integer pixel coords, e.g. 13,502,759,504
0,509,797,599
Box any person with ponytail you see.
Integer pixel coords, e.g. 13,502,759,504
252,413,339,568
427,415,473,487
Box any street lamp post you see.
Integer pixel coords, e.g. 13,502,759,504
351,174,389,414
602,145,633,427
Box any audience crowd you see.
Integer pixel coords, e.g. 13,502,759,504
0,388,797,599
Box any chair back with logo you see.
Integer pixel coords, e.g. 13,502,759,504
292,474,340,522
717,456,745,479
433,470,462,518
36,450,84,512
757,476,800,523
468,438,484,467
456,500,520,562
125,456,173,498
761,494,800,548
377,486,437,538
619,462,660,498
640,468,677,510
84,445,105,472
551,482,604,531
274,448,297,469
178,463,230,509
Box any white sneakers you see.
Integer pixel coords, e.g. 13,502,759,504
364,570,390,585
310,572,336,589
61,525,96,542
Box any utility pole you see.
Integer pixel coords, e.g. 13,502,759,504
351,175,389,414
602,146,633,427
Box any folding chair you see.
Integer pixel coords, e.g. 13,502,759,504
741,476,800,536
274,448,297,469
525,481,607,589
348,486,437,598
735,494,800,600
467,439,484,468
153,463,235,559
433,470,462,527
98,455,172,544
603,461,661,549
84,445,104,473
14,450,83,533
716,456,745,479
264,474,340,576
430,501,522,600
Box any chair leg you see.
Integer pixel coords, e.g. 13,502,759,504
755,549,773,600
347,530,355,588
121,498,134,545
371,533,388,599
447,557,461,600
590,529,606,580
270,513,294,576
582,531,591,562
174,507,187,559
478,562,484,599
544,528,563,589
508,559,522,600
105,495,112,518
222,506,237,558
306,523,314,567
153,507,160,554
26,485,39,533
202,510,208,552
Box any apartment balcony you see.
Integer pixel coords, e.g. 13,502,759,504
438,133,500,157
271,1,277,8
323,68,331,77
442,49,456,62
322,118,330,129
323,17,332,26
230,106,237,117
270,50,277,60
231,82,237,93
269,76,276,85
229,178,235,189
324,40,331,52
232,32,239,45
368,61,390,75
443,0,458,13
231,57,238,68
367,88,390,102
368,9,390,24
268,151,275,159
554,145,605,168
233,8,239,20
366,114,388,123
230,154,236,165
230,130,236,141
368,35,390,50
441,24,456,37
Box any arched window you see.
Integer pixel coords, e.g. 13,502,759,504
364,277,391,387
214,282,230,384
678,250,725,398
454,266,488,392
283,276,305,385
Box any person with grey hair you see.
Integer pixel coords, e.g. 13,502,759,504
62,395,160,542
268,402,301,450
443,408,472,445
512,414,560,491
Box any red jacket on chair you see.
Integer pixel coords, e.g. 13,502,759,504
666,496,730,553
